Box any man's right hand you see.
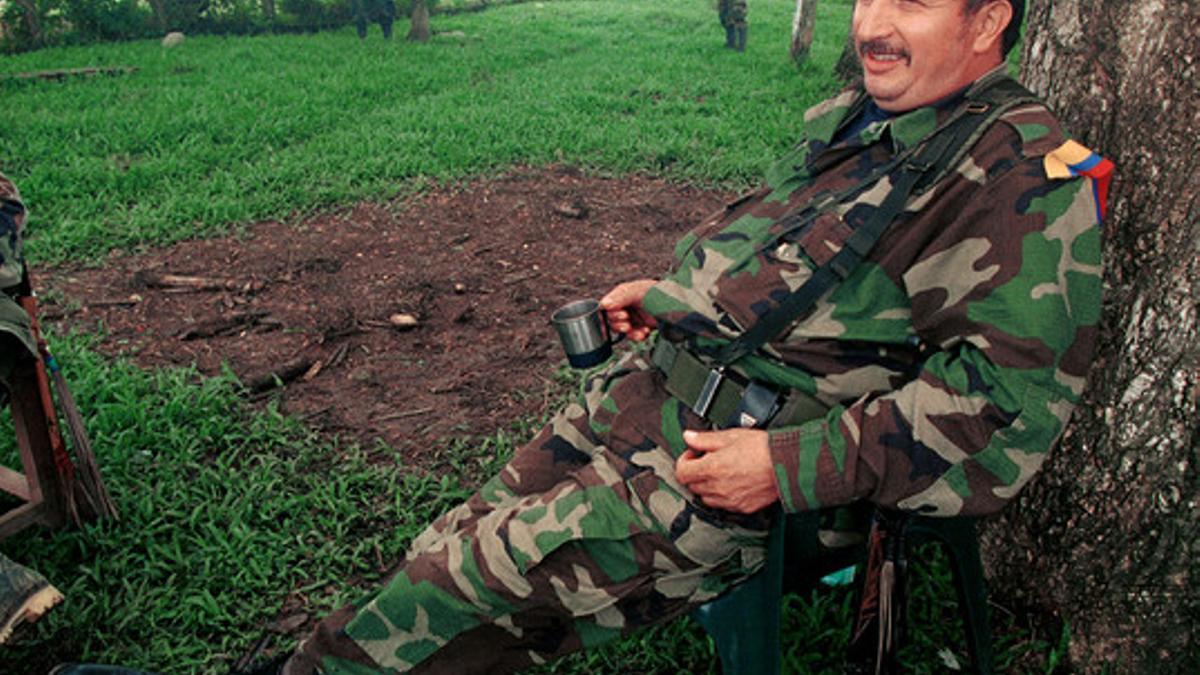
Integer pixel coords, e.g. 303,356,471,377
600,279,658,342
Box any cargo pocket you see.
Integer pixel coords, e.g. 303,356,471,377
626,469,767,569
794,211,855,267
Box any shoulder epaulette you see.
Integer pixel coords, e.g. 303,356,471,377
1045,139,1116,221
994,102,1068,158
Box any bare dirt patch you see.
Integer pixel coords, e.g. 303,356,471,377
41,165,731,460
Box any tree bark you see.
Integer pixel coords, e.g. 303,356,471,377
262,0,276,24
408,0,431,42
10,0,42,46
982,1,1200,672
147,0,168,32
833,36,858,84
789,0,818,66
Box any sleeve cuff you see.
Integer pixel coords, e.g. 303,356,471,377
768,419,856,513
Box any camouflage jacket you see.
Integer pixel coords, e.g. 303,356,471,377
642,68,1110,517
0,171,35,367
717,0,747,26
0,171,26,291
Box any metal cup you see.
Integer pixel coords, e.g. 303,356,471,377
551,299,622,369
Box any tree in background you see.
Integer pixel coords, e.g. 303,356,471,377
408,0,431,41
789,0,816,66
982,1,1199,671
5,0,47,47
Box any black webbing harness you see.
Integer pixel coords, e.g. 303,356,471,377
653,77,1041,430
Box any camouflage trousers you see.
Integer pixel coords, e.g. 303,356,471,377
285,351,772,674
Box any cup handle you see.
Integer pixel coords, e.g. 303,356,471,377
602,312,626,345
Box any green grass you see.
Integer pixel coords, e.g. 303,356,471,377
1,1,1063,672
1,0,849,265
0,333,484,671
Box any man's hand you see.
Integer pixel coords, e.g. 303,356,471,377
674,428,780,514
600,279,658,342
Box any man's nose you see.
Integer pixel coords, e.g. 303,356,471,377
852,0,896,42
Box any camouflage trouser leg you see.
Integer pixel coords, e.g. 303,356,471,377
287,354,770,674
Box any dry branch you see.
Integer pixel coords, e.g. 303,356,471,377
376,407,435,422
180,310,271,340
243,358,317,394
135,270,264,293
4,66,138,82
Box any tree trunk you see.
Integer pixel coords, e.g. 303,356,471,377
10,0,42,46
981,1,1200,672
833,36,858,83
262,0,276,24
408,0,431,42
789,0,818,66
147,0,168,32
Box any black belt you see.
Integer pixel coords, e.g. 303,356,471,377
651,339,828,429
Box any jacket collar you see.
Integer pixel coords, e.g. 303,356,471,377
803,65,1013,160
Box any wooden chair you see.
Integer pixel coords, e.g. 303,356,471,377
0,354,73,540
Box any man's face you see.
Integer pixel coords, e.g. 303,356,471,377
852,0,995,112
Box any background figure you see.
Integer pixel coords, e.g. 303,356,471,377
717,0,747,51
352,0,397,39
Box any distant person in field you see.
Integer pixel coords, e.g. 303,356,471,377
353,0,397,40
718,0,748,51
58,1,1115,673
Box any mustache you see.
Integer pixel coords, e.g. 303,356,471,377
858,39,910,60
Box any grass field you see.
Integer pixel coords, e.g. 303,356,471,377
1,1,1060,672
2,0,846,265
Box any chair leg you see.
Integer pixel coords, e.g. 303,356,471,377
909,517,995,675
692,514,785,675
0,361,71,540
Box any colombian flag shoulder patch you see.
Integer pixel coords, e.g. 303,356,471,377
1044,139,1115,221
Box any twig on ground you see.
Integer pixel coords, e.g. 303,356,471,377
243,357,317,395
87,298,140,308
180,310,271,340
135,270,264,293
4,66,138,82
376,407,435,422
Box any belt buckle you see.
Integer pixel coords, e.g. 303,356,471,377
692,366,725,419
735,381,782,429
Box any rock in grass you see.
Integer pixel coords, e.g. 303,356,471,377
162,32,185,48
389,313,419,330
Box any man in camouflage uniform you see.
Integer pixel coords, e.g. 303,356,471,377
0,172,26,294
273,0,1110,672
1,171,36,379
352,0,397,40
0,173,65,646
272,0,1111,672
717,0,748,51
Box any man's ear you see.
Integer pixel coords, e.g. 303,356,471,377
972,0,1014,57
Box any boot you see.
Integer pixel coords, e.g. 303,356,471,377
736,26,747,52
0,553,63,645
724,25,736,49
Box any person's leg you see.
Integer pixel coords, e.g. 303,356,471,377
289,463,743,674
284,379,614,673
284,362,766,673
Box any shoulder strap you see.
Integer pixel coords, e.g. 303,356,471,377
712,79,1043,367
